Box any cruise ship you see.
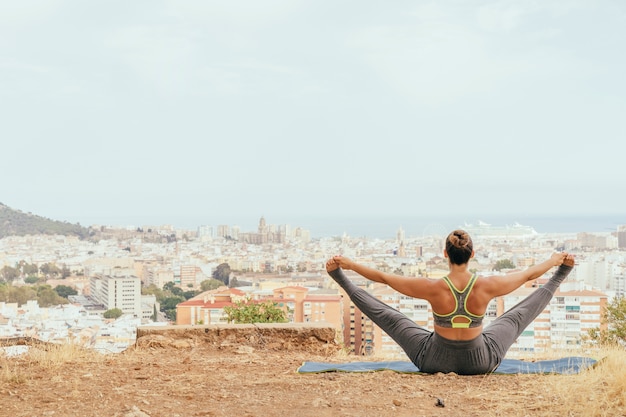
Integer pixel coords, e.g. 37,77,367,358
461,220,538,237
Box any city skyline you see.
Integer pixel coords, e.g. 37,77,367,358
2,200,624,240
1,1,624,229
1,212,621,359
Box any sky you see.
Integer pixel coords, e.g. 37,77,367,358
1,1,625,232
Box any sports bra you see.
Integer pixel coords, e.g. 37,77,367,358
432,274,485,329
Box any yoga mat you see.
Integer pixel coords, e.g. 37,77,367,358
298,357,598,375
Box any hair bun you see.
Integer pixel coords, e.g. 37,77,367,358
445,229,473,265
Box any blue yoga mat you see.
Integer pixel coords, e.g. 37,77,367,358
298,357,597,375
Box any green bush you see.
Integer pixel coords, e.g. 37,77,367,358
223,299,288,324
103,308,123,319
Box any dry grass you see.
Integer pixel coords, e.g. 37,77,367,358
27,341,104,366
1,341,106,385
1,341,625,417
546,346,626,417
475,346,625,417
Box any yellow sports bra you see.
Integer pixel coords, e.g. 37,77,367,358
432,274,485,329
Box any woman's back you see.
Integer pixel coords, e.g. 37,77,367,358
430,272,493,340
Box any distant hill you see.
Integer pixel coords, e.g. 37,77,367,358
0,203,91,239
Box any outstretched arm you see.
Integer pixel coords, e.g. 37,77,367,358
326,256,438,300
482,252,573,298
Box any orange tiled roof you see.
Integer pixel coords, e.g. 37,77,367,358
177,299,235,308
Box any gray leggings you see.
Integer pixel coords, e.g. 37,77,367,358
328,265,573,375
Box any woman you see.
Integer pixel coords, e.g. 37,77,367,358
326,229,575,375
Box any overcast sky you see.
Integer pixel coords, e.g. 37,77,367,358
1,1,624,230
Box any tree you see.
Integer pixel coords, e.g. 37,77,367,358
493,259,516,271
40,262,62,277
213,263,231,286
24,276,41,284
200,279,224,291
20,261,39,276
143,283,188,321
587,296,626,346
163,281,184,297
161,296,185,321
37,286,65,307
223,299,288,324
54,284,78,299
103,308,123,319
6,285,37,305
1,265,19,282
61,264,71,279
0,283,66,306
182,290,200,300
142,284,165,300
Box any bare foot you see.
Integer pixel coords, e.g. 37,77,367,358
326,258,339,272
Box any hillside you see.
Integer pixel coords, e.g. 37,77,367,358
1,327,625,417
0,203,91,239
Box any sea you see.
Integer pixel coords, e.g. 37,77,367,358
280,214,626,239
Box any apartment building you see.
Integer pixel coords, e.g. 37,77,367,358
333,283,372,355
197,225,214,240
501,286,607,355
143,265,175,288
141,294,160,321
216,225,230,238
170,288,242,325
618,225,626,249
175,286,342,331
370,286,433,358
89,275,142,317
180,264,204,288
615,274,626,298
338,289,374,355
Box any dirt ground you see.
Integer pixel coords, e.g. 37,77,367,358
0,331,613,417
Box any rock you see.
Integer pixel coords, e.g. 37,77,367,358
122,405,151,417
235,346,255,354
312,398,332,407
171,340,192,349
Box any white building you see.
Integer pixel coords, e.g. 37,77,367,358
141,294,160,321
90,275,142,317
0,300,145,354
143,265,174,288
